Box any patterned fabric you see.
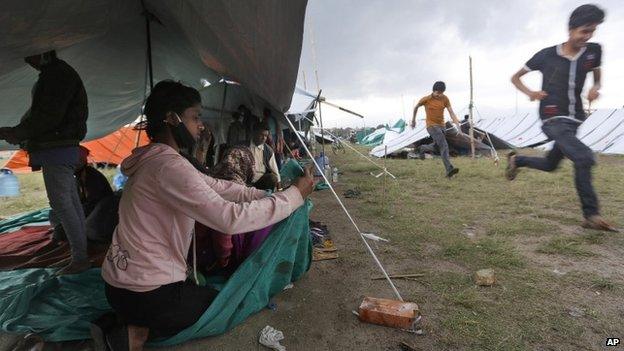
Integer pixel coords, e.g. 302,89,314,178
210,145,255,185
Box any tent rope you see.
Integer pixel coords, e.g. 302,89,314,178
284,115,404,301
300,115,396,178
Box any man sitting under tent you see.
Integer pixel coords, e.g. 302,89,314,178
411,81,462,178
0,50,90,275
94,80,315,350
248,123,281,191
52,146,119,246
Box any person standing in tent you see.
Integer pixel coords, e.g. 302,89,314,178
94,80,314,350
0,50,90,274
263,107,285,169
411,81,462,178
507,4,618,232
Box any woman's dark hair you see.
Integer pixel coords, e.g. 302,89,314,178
143,80,201,140
569,4,605,29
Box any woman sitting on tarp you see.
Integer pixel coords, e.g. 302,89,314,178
51,146,119,247
94,80,315,351
194,145,274,276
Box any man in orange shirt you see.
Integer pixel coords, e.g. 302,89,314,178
411,81,462,177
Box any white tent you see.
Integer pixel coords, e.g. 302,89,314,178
0,0,308,150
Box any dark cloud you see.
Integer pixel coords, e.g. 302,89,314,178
297,0,622,104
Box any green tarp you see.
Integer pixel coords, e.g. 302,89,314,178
0,209,50,234
0,163,313,345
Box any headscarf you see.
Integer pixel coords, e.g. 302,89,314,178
210,145,255,185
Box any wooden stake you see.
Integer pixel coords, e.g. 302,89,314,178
372,273,426,280
469,56,476,159
382,145,388,210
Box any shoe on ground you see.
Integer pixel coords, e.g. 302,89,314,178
56,260,91,275
91,312,118,351
582,215,619,232
105,324,129,351
505,151,518,181
446,167,459,178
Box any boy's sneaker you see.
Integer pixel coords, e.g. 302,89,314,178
582,215,619,232
446,167,459,178
505,151,518,180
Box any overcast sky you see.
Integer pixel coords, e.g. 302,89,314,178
295,0,624,128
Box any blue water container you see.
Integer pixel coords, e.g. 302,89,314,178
112,166,128,191
314,152,329,177
0,168,20,197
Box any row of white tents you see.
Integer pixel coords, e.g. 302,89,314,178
368,108,624,157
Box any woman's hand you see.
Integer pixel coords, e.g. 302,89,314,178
293,164,316,198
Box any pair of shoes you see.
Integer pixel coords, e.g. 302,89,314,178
55,260,91,275
446,167,459,178
505,151,518,180
582,215,619,232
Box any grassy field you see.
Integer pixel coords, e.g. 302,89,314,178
0,149,622,350
321,147,623,350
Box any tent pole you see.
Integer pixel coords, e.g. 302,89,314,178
469,56,475,158
142,0,154,90
137,0,155,148
317,90,326,159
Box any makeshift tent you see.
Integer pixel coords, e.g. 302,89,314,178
539,108,624,154
355,128,374,143
369,122,510,158
0,0,308,150
360,126,389,146
475,108,624,154
2,127,149,173
475,112,548,148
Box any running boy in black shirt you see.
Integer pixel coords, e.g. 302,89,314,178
507,4,617,232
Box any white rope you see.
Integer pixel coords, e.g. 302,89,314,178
284,115,404,301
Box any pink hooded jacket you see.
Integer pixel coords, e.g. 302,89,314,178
101,143,303,292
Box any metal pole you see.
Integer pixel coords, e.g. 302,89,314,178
137,0,155,147
469,56,475,158
318,95,326,160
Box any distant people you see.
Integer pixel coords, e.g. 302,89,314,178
411,81,462,178
0,50,89,275
239,104,259,142
226,111,246,146
508,4,617,231
249,123,281,191
286,140,301,160
195,122,215,168
263,107,284,168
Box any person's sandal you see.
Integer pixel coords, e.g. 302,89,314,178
505,151,518,181
582,215,620,232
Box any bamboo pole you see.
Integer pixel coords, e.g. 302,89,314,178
469,56,475,158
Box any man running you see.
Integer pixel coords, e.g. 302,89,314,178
507,4,617,232
411,81,462,178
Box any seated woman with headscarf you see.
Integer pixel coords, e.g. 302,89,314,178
94,80,315,351
194,145,274,276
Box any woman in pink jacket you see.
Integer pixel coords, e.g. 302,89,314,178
93,81,315,351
